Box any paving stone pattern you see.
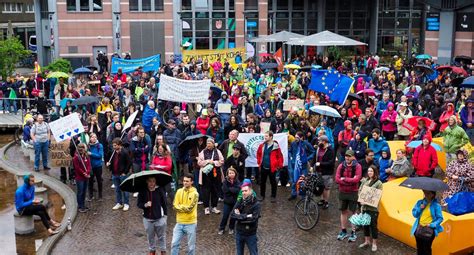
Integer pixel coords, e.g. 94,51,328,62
6,145,415,255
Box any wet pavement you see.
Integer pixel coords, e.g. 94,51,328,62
4,143,415,255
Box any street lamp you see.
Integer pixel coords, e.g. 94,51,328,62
113,12,121,53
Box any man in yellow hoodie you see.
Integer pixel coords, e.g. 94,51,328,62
171,173,199,255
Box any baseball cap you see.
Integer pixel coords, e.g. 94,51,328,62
345,150,355,157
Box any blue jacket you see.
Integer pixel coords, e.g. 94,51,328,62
130,135,152,165
368,137,389,161
88,141,104,168
411,198,444,237
15,176,35,212
23,124,32,142
289,140,315,168
206,127,225,145
378,157,393,182
348,139,367,160
376,100,391,117
142,105,159,133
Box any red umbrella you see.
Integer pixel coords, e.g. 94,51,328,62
403,116,436,131
436,65,468,76
259,53,272,57
356,89,380,96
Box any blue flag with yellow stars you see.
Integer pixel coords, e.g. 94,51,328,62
309,69,354,105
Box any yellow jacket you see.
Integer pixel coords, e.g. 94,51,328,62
173,186,199,224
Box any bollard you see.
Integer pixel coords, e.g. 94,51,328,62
34,187,48,207
14,212,35,235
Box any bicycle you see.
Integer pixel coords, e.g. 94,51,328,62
294,172,325,231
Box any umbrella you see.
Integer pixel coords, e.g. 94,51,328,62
249,30,305,43
286,30,366,46
120,170,172,192
70,96,99,106
403,116,436,131
59,98,75,109
178,134,210,153
451,77,465,87
436,65,468,76
349,213,372,226
403,85,422,94
354,74,372,82
459,76,474,88
47,71,69,79
356,89,379,96
374,67,390,73
406,140,443,151
309,105,341,118
415,54,432,60
300,65,322,71
86,65,98,71
259,62,279,70
258,53,272,57
399,177,448,192
284,64,301,69
414,64,434,75
454,55,472,64
347,93,363,104
73,67,93,75
312,64,322,69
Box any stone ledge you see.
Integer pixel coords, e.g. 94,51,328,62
0,142,78,255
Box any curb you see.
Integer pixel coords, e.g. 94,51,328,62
0,142,78,255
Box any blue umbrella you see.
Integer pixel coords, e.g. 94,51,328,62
406,140,443,151
73,67,93,75
460,76,474,88
59,98,75,109
416,54,432,60
355,74,372,82
312,64,322,69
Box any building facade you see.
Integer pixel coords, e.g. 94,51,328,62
34,0,474,68
0,0,35,49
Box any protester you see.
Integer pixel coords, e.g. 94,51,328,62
335,150,362,242
442,116,469,159
107,138,132,211
256,131,284,202
368,129,389,161
73,143,91,213
137,176,168,255
198,137,224,215
412,134,438,177
87,133,104,201
30,114,51,172
386,149,412,180
288,131,315,200
411,190,444,255
15,174,61,235
219,167,241,235
358,165,383,252
312,135,335,209
231,179,261,255
171,174,199,255
442,149,473,204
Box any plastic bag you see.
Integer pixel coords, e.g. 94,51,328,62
446,192,474,216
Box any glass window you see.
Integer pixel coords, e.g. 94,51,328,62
195,19,210,30
212,19,226,30
195,31,209,37
338,18,351,30
229,0,234,10
196,12,209,18
154,0,163,10
182,0,191,10
325,18,335,30
182,31,193,38
276,12,288,18
213,31,226,37
212,12,225,18
93,0,102,11
276,19,288,30
399,0,410,9
353,18,367,29
326,0,336,10
129,0,138,11
196,38,210,49
25,3,35,12
80,0,89,11
276,0,287,10
213,0,224,10
245,0,257,10
292,19,305,30
195,0,208,8
67,0,76,11
213,38,226,49
142,0,151,11
339,11,350,18
293,0,304,10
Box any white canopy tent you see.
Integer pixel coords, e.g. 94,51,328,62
285,30,367,46
249,30,305,43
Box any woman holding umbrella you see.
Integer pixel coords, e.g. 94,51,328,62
411,190,444,255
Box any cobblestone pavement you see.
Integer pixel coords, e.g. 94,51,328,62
6,145,415,255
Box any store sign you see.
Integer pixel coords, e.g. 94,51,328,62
247,21,257,28
426,13,440,31
456,13,473,32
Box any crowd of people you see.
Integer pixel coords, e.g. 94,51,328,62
10,51,474,255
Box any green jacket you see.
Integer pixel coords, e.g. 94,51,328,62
358,177,383,212
443,125,469,154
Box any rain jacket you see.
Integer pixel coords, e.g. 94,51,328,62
335,159,362,193
368,136,389,161
439,103,456,132
378,148,393,182
15,175,35,213
396,108,413,136
130,135,152,167
142,105,159,134
411,198,443,237
412,136,438,177
442,124,470,154
256,141,284,173
347,101,362,119
88,141,104,168
381,102,397,132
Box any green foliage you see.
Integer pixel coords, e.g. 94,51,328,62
0,37,30,78
44,58,72,73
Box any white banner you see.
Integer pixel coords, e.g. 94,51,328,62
49,113,85,142
158,75,211,104
237,133,288,167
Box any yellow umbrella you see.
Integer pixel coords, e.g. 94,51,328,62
284,64,301,69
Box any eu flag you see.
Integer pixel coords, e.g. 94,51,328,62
309,70,340,94
330,75,355,105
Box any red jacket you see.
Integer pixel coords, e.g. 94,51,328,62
73,153,91,182
335,160,362,193
412,144,438,176
113,73,127,84
150,155,172,175
196,117,210,135
256,141,284,173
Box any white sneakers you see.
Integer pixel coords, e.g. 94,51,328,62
205,207,220,214
211,207,221,214
112,203,129,211
133,192,138,198
112,203,123,210
111,184,115,189
204,207,210,215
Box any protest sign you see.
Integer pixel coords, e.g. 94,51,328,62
217,104,231,114
111,54,161,74
358,185,383,208
260,122,271,133
238,133,288,167
158,75,211,104
50,139,71,167
283,99,305,111
182,48,245,66
49,113,85,143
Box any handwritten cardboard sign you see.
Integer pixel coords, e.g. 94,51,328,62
358,185,382,208
50,139,71,167
283,99,305,111
217,104,231,114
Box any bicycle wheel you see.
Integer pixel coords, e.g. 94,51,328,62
14,127,22,145
294,195,320,230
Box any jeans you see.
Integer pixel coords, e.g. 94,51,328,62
219,203,236,231
235,232,258,255
8,99,18,114
260,167,277,198
88,166,103,198
291,166,308,196
76,180,88,209
171,223,197,255
34,141,49,170
143,216,167,252
112,175,129,205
